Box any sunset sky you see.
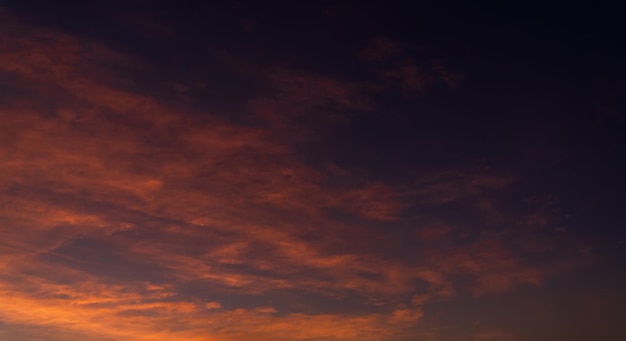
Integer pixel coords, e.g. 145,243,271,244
1,2,625,340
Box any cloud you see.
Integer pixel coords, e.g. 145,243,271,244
358,35,465,93
0,11,423,340
0,7,589,341
205,301,222,309
405,170,513,204
359,35,404,61
0,265,426,341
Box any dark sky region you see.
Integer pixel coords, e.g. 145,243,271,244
0,1,625,340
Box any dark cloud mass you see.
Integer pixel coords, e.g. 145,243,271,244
0,2,625,341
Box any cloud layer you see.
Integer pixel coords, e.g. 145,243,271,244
0,7,591,341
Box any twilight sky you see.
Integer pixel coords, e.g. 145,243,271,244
0,2,625,341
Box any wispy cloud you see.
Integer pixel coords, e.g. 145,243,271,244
0,7,589,341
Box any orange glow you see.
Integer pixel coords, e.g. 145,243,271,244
0,5,605,341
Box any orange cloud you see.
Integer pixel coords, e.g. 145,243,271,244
0,7,588,341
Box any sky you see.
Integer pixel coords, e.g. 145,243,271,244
0,2,625,341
